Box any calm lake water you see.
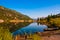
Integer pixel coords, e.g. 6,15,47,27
13,23,48,35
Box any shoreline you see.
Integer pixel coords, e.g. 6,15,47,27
41,35,60,40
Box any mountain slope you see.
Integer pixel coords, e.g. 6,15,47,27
0,6,31,20
0,6,32,32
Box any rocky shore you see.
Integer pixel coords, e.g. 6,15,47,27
39,30,60,36
38,30,60,40
41,35,60,40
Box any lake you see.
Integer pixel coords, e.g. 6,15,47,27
13,22,48,35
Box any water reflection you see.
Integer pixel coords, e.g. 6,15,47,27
37,22,40,25
0,22,31,32
13,23,48,35
0,22,48,36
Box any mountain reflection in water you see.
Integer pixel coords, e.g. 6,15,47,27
13,23,48,35
0,22,31,32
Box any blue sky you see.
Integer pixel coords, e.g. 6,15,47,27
0,0,60,18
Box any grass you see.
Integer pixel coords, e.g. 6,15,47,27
0,27,13,40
